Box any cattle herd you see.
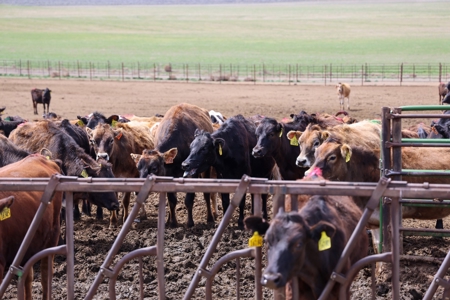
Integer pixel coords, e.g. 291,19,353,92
1,83,450,299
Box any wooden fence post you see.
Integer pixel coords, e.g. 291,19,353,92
254,64,256,84
324,65,327,86
27,60,30,79
154,63,156,81
439,63,442,83
199,63,201,81
138,61,140,79
19,60,22,76
186,64,189,82
122,62,124,81
89,62,92,81
219,64,222,84
400,63,403,86
288,64,291,85
361,65,364,86
330,63,332,82
59,61,61,80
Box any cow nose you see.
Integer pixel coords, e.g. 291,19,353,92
296,157,308,167
261,273,282,289
111,202,120,210
252,147,261,157
181,161,189,170
97,153,109,161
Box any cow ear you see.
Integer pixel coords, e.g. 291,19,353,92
130,153,142,164
106,115,120,125
163,148,177,164
194,128,202,137
321,130,331,140
309,221,336,242
114,129,123,140
214,138,225,155
0,196,14,212
85,127,93,138
290,113,295,119
244,216,270,235
40,148,53,159
340,144,352,162
286,130,302,140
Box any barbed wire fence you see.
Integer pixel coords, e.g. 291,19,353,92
1,60,449,85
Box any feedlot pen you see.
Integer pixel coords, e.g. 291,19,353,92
1,106,450,299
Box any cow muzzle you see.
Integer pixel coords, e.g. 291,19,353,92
97,152,110,161
261,272,283,289
296,156,309,168
252,146,265,158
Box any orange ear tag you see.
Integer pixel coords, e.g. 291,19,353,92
116,132,123,140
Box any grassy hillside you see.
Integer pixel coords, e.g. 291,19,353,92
0,2,449,65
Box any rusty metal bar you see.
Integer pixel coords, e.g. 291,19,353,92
0,175,60,298
17,245,66,300
157,192,166,299
84,175,156,300
339,253,392,299
423,249,450,300
236,258,241,300
290,194,299,211
391,195,401,300
205,248,255,300
65,191,75,300
386,142,450,148
107,246,157,300
184,175,251,300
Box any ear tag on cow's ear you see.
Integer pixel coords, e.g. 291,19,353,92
0,207,11,221
218,144,223,156
111,120,118,127
279,128,283,138
345,152,351,163
248,231,263,247
46,156,50,160
116,132,123,140
318,231,331,251
77,120,84,126
81,169,89,178
290,135,299,146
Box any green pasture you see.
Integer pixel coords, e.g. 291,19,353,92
0,1,449,65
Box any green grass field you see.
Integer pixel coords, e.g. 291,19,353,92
1,1,449,65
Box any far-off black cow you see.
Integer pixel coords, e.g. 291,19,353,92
244,194,367,299
31,88,52,115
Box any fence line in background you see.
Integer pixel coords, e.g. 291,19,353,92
1,60,449,85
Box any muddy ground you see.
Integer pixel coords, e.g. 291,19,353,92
2,78,450,299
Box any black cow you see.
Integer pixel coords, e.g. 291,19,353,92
244,194,368,299
31,88,52,115
77,112,129,129
182,114,276,227
0,118,26,138
9,120,120,220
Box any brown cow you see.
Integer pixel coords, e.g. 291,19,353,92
439,82,449,103
0,154,63,300
86,122,155,226
336,82,351,111
244,193,367,299
31,88,51,115
306,136,450,229
287,120,381,169
132,103,215,227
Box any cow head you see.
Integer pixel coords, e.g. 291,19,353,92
287,124,330,168
80,158,120,211
182,129,219,177
43,88,52,97
336,83,344,95
253,118,283,158
290,111,316,129
86,124,124,161
244,208,336,290
82,112,120,129
132,148,178,178
304,138,352,181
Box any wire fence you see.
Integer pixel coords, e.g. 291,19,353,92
1,60,450,85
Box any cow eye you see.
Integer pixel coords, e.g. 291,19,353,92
109,139,114,144
313,141,320,148
328,155,337,162
90,139,96,146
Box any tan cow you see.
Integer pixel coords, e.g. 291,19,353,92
336,82,351,110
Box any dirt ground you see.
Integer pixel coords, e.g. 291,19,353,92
2,78,450,299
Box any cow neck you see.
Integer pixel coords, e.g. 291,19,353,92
273,122,302,179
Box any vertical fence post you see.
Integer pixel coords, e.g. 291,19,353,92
253,64,256,85
186,64,189,82
198,63,201,81
288,64,291,85
59,61,61,80
439,63,442,83
137,61,140,79
382,65,384,82
89,62,92,81
400,63,403,86
219,64,222,84
77,60,80,78
19,60,22,77
107,61,110,79
296,64,298,83
153,63,156,81
263,64,265,82
413,64,415,82
330,63,332,82
122,62,124,81
361,65,364,86
27,60,30,79
324,65,327,86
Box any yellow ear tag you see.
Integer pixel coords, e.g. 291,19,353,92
248,231,263,247
111,120,118,127
279,128,283,138
0,207,11,221
77,120,84,126
46,156,50,160
318,231,331,251
218,144,223,156
81,170,89,178
345,152,351,163
290,135,299,146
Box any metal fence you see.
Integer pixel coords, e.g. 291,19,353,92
1,174,450,299
1,60,450,85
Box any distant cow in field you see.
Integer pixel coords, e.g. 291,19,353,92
244,193,367,299
0,155,63,300
439,82,449,103
336,83,351,110
31,88,52,115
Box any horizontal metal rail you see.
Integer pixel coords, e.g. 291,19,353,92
398,105,450,111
